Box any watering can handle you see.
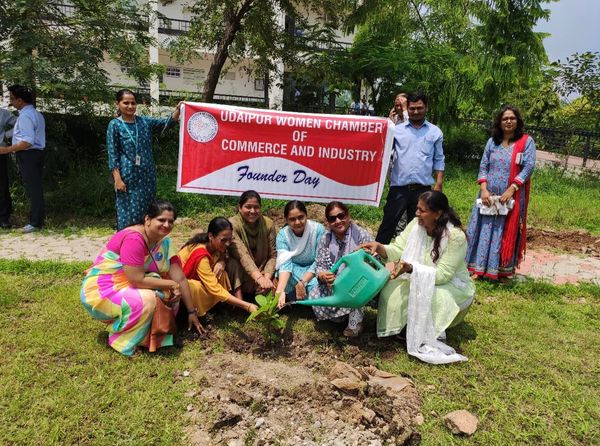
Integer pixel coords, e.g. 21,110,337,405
330,256,346,274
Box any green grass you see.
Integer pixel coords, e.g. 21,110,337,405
1,260,598,445
5,162,600,235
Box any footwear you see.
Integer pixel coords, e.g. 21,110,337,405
343,322,363,338
21,224,40,234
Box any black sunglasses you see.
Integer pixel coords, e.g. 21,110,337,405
326,211,347,223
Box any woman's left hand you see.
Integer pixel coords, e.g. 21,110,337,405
390,261,412,279
295,281,307,300
188,313,205,334
499,187,515,204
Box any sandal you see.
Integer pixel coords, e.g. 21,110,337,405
343,322,363,338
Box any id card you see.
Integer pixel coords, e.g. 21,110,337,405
135,155,141,166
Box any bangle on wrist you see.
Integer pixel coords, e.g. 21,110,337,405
511,183,519,191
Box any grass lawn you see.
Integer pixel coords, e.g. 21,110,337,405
1,260,599,445
5,162,600,236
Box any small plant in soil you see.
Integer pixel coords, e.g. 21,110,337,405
245,291,285,348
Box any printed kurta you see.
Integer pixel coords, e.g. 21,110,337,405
178,243,231,316
80,229,178,356
107,115,171,229
378,219,475,337
466,137,536,278
309,223,373,321
276,220,325,297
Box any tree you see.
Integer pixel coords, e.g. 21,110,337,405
324,0,551,120
169,0,353,103
0,0,161,106
555,52,600,131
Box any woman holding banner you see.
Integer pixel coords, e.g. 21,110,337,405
107,89,182,230
227,190,277,299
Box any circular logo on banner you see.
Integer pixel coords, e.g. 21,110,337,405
187,112,218,143
154,252,163,261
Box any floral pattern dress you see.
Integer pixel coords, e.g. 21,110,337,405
309,223,373,321
107,115,173,230
466,136,536,278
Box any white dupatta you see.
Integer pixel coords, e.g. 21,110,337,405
400,222,468,365
276,220,320,270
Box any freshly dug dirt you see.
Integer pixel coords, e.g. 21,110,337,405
184,351,423,446
527,227,600,257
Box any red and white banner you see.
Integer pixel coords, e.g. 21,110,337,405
177,102,394,205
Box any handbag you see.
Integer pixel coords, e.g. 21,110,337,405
143,242,178,352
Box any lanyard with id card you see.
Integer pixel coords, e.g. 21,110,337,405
119,116,141,166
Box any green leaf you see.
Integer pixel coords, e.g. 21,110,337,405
255,294,268,307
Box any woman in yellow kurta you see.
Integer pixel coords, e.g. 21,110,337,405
178,217,258,316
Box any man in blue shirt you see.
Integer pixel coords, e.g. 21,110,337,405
0,85,46,233
0,108,17,228
375,92,445,244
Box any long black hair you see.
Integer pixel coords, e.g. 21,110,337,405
418,190,462,263
491,104,524,145
183,217,232,247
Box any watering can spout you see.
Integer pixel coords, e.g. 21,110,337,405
295,250,390,309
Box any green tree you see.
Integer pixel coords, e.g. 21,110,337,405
555,51,600,131
326,0,551,120
169,0,352,103
0,0,161,105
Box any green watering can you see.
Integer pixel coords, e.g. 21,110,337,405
295,249,390,309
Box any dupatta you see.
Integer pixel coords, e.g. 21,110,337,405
499,134,531,267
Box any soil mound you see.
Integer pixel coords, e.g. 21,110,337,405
185,352,422,445
527,228,600,257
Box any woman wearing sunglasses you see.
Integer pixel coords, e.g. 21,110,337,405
308,201,374,337
178,217,258,317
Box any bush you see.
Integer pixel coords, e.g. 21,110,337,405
442,122,489,165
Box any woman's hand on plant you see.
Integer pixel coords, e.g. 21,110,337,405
499,187,514,204
188,313,205,334
247,303,258,313
256,275,273,292
295,281,307,300
277,292,286,309
213,261,225,278
480,189,492,207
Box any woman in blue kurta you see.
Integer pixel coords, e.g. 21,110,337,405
275,200,325,308
466,105,536,280
107,89,182,230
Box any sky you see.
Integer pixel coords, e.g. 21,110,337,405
535,0,600,63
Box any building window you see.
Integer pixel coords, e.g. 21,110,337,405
254,79,265,91
120,65,132,75
166,66,181,78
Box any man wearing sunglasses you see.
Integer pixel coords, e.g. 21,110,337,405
376,92,445,244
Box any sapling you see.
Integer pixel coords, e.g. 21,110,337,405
245,291,285,347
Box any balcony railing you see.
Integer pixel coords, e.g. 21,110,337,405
111,86,267,107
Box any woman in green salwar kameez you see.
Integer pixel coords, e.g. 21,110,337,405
362,191,474,340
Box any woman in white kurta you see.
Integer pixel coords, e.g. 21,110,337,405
362,191,474,339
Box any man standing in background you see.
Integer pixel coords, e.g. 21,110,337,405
0,85,46,233
0,106,17,229
376,91,445,244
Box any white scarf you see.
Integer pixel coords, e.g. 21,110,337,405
400,222,468,364
276,220,319,270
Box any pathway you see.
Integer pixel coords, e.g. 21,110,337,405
0,232,598,285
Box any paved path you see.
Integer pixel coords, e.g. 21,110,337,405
0,232,598,285
536,150,600,172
